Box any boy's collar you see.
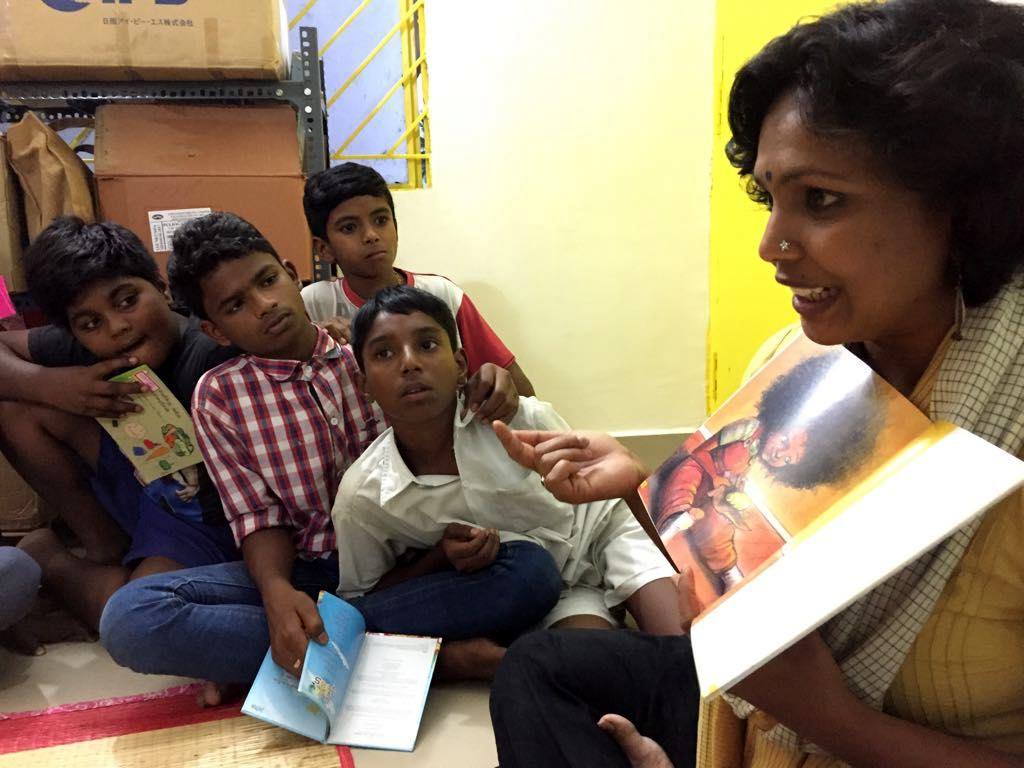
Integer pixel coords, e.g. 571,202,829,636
378,427,460,506
245,325,342,381
342,269,411,308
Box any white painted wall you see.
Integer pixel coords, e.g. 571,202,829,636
394,0,714,433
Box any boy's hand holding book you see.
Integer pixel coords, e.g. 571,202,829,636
493,422,649,505
674,567,704,633
45,356,144,418
263,579,328,674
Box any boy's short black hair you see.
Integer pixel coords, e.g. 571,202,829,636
23,216,164,327
303,162,396,240
350,285,458,369
168,212,280,319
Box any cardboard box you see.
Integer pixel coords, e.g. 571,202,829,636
0,1,289,82
94,104,312,280
0,136,28,293
0,455,44,534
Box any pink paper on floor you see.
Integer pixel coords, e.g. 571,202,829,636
0,276,15,319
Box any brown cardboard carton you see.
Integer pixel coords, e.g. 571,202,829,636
0,0,288,82
0,455,44,534
94,104,312,280
0,136,28,293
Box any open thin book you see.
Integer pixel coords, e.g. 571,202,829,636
242,591,441,751
639,333,1024,698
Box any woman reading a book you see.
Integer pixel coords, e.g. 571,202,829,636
489,1,1024,767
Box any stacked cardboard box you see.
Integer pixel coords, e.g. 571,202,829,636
0,1,289,81
95,104,312,280
0,456,45,534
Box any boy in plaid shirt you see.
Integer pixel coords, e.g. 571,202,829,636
100,212,525,701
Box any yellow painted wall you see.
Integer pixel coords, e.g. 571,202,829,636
707,0,841,409
393,0,715,434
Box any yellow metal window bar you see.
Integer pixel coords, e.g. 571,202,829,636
293,0,430,189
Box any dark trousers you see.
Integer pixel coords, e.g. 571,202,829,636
490,629,701,768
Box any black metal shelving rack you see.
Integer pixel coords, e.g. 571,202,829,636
0,26,331,281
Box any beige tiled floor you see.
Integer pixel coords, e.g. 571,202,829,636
0,641,497,766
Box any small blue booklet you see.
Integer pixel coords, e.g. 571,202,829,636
242,592,442,751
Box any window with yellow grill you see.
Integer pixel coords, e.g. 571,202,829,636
26,2,431,190
287,0,430,189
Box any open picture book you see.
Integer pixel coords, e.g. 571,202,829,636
639,332,1024,699
97,364,203,484
242,591,442,751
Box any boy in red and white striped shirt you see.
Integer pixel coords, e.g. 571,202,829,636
301,162,536,396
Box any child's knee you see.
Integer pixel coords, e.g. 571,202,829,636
99,579,167,668
497,542,563,606
0,401,98,462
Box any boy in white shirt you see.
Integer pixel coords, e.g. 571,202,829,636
334,286,680,679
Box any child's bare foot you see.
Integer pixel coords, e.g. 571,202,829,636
17,528,131,630
17,528,68,573
0,577,96,655
597,714,674,768
0,607,95,655
196,681,244,708
0,624,46,655
435,637,506,682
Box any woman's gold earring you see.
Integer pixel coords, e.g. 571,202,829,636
953,283,966,341
951,255,966,341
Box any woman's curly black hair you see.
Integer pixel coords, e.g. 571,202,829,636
726,0,1024,306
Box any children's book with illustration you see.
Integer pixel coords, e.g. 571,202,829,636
97,364,203,484
639,332,1024,699
242,591,442,751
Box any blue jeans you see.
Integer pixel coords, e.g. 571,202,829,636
0,547,41,630
349,540,561,643
100,540,560,684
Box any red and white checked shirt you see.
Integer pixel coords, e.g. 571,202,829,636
192,327,384,558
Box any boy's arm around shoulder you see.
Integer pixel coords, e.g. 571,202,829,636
445,282,536,396
0,328,142,417
242,527,329,675
507,362,534,398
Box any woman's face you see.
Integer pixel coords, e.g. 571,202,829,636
753,93,954,348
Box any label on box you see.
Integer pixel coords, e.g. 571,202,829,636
148,208,212,253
